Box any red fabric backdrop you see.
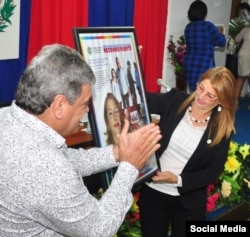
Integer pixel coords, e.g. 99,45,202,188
134,0,168,92
27,0,88,63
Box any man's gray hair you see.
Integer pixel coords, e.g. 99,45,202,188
15,44,96,114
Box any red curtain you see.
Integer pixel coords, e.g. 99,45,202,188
27,0,88,63
133,0,168,92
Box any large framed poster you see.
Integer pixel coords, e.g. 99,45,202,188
72,27,160,189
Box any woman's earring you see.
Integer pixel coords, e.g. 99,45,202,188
217,105,222,112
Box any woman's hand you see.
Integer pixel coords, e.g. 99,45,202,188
152,170,178,184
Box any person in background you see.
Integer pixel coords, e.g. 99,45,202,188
234,2,250,108
184,0,226,92
139,67,236,237
225,3,250,79
110,68,123,109
104,93,124,145
0,44,162,237
236,2,250,21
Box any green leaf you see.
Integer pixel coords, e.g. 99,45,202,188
229,17,247,39
0,24,8,32
0,0,16,28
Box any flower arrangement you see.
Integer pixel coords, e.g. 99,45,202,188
116,192,142,237
93,190,141,237
167,35,186,76
206,141,250,213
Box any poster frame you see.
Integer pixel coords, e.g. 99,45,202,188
72,26,160,189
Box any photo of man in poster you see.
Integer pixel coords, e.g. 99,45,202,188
115,56,130,108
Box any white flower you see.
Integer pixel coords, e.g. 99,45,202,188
221,180,232,198
243,178,250,189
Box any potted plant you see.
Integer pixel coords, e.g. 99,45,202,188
167,35,186,91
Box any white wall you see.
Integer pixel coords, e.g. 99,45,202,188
161,0,232,92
